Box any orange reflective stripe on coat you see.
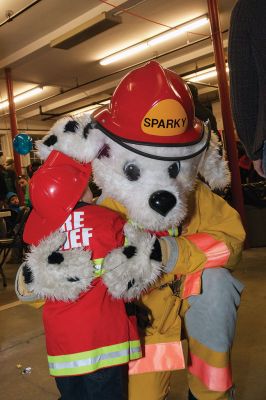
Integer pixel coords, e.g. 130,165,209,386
188,353,232,392
187,233,230,268
181,233,230,299
182,270,202,299
129,341,185,375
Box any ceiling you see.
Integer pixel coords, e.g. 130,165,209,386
0,0,237,132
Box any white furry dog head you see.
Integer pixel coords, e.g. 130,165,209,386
37,61,230,232
38,115,230,232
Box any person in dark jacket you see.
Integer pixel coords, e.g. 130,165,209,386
3,158,17,192
0,165,8,207
228,0,266,178
5,192,28,263
5,192,26,233
188,83,223,156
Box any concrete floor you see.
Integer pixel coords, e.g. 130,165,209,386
0,248,266,400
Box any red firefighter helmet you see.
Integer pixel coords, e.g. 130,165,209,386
93,61,203,149
24,150,92,246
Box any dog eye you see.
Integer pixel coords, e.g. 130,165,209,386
123,163,140,181
168,161,180,179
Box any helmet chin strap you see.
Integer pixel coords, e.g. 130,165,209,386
94,120,211,162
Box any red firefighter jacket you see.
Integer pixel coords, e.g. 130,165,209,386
43,204,142,377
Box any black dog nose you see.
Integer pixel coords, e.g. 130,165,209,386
149,191,177,216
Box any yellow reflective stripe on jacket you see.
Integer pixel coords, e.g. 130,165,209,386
48,340,142,376
168,228,179,237
92,258,105,277
93,237,128,277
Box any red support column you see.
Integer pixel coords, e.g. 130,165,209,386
5,67,24,202
207,0,246,228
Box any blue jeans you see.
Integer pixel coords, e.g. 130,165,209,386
55,365,127,400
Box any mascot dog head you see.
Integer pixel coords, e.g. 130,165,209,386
37,61,230,232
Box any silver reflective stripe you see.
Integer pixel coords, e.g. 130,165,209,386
48,341,141,374
49,348,130,370
161,236,179,273
130,346,141,354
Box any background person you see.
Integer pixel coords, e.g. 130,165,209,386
188,83,223,157
3,158,17,193
27,160,42,178
5,192,29,263
17,175,31,207
0,164,8,208
228,0,266,178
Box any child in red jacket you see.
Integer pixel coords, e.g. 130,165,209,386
16,150,144,400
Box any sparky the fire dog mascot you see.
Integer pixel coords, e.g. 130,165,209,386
18,61,245,400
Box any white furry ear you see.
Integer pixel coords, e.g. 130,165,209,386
198,132,231,190
36,114,106,163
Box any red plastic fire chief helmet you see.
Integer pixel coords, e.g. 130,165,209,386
92,61,210,161
23,150,92,246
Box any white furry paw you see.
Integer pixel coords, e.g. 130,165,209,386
37,114,105,162
15,262,40,302
24,231,94,301
102,224,162,300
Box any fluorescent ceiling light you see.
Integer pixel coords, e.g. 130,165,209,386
100,43,148,65
0,86,44,110
0,101,8,110
184,65,229,83
100,16,209,66
148,17,209,46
